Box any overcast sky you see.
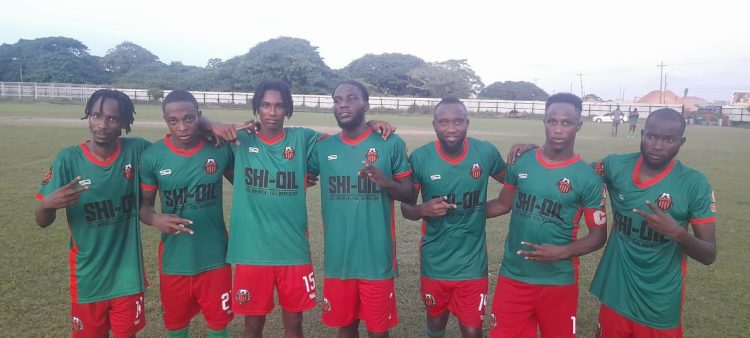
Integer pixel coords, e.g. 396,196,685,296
2,0,748,101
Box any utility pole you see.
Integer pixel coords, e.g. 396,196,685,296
657,61,668,104
577,73,585,98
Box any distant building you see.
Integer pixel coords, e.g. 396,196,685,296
635,90,707,112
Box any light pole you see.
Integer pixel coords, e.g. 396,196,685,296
11,57,23,83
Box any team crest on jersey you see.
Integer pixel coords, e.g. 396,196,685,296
283,146,295,160
657,193,672,210
557,178,572,193
593,160,605,176
470,163,482,179
42,168,52,185
235,289,251,305
204,159,218,174
423,293,436,307
322,298,332,312
123,164,134,180
71,316,84,333
489,313,497,329
365,148,379,163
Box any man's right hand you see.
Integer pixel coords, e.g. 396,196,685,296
40,176,87,210
151,213,194,235
420,196,457,218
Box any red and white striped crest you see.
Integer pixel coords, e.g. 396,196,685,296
204,158,218,174
657,193,672,210
470,163,482,179
235,289,251,305
365,148,378,163
123,164,133,180
283,146,295,160
558,178,572,193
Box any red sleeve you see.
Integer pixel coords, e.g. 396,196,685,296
140,183,157,191
393,169,413,179
502,182,517,191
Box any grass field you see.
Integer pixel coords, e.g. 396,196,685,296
1,101,748,337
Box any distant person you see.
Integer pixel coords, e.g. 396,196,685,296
589,108,716,337
628,108,639,137
139,90,234,338
308,80,414,338
401,97,506,338
612,104,623,136
485,93,608,338
34,89,150,338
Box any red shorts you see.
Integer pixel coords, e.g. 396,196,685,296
160,265,233,331
489,276,577,338
232,264,317,315
421,276,488,328
71,293,145,338
597,303,683,338
322,278,398,333
629,124,637,131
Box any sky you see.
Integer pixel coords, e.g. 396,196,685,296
1,0,748,101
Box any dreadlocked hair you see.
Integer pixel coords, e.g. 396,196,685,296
81,89,136,133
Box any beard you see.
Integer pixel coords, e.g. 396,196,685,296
640,142,679,169
335,109,366,130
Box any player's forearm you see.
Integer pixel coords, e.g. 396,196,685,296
674,230,716,265
400,202,424,221
138,206,159,226
34,203,57,228
563,227,607,258
485,199,511,218
381,179,414,202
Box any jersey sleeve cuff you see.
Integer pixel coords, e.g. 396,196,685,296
690,217,715,225
35,192,45,201
503,182,517,191
413,183,422,192
140,183,157,191
393,169,413,179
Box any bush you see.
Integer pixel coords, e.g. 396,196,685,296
148,88,164,102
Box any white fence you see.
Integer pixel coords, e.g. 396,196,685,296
1,81,748,122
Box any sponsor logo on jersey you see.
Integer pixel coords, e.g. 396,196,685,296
557,178,572,193
365,148,378,163
71,316,84,333
430,174,441,180
235,289,251,305
42,168,52,185
617,193,624,201
327,154,338,160
79,179,92,186
204,158,218,174
248,147,259,153
657,192,672,210
423,293,436,307
283,146,295,160
518,173,528,179
123,163,133,180
322,298,331,312
160,169,172,176
470,163,482,179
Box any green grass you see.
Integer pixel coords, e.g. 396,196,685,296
1,102,748,337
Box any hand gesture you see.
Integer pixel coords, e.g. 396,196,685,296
152,213,194,235
632,200,684,238
420,196,457,218
41,176,88,209
516,241,569,262
367,120,396,140
359,160,388,186
206,120,259,146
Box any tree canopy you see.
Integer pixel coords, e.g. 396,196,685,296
479,81,548,101
0,37,109,84
342,53,425,96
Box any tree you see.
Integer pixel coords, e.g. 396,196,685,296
219,37,340,94
480,81,549,101
206,58,223,70
0,37,109,84
102,41,160,74
342,53,425,96
408,59,484,98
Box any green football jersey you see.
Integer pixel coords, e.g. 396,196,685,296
226,128,321,265
36,138,150,304
410,138,504,280
309,129,412,280
140,136,233,275
500,148,605,286
589,153,716,329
